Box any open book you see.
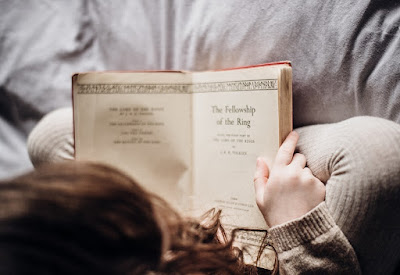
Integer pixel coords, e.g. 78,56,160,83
72,62,292,268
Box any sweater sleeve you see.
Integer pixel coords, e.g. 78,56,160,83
268,202,361,275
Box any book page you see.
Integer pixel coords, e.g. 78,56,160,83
73,72,193,211
192,66,286,267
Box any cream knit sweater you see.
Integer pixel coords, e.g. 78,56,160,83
269,202,361,274
28,109,400,274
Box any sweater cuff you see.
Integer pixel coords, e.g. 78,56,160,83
268,202,336,253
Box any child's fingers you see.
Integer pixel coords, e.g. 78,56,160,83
291,153,306,168
254,158,269,206
275,131,299,166
253,177,266,207
254,157,269,179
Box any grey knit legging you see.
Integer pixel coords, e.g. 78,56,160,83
28,108,400,274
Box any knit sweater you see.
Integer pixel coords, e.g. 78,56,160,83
269,202,360,274
295,117,400,274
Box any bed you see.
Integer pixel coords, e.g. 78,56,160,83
1,0,399,179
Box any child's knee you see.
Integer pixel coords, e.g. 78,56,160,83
295,116,400,183
27,107,74,167
336,116,400,175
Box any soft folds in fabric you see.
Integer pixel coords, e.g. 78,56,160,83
1,1,400,177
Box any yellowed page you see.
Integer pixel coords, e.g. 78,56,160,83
192,66,287,267
73,72,192,211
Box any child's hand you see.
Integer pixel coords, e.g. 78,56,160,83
254,131,326,227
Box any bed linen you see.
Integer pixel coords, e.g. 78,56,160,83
1,0,399,179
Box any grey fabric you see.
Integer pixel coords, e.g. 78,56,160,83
1,0,400,178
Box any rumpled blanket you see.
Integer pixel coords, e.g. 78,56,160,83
1,0,399,179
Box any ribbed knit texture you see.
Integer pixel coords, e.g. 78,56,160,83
295,116,400,275
269,203,361,274
27,111,400,274
269,202,336,253
27,107,74,167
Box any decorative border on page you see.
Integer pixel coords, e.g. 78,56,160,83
76,79,278,94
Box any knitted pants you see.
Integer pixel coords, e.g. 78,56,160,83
28,108,400,274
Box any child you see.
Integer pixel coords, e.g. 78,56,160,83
26,108,400,274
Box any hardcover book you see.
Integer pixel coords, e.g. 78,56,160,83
72,62,292,268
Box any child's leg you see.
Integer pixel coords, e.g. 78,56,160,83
296,116,400,275
27,107,74,167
